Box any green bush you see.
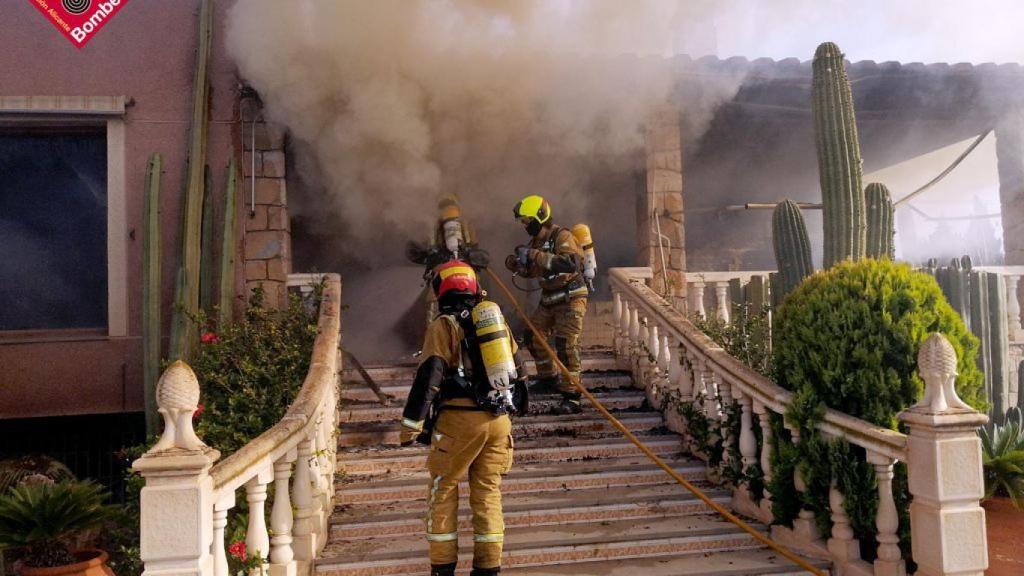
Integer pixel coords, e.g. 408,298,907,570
693,303,772,378
774,259,984,427
770,259,984,562
191,287,323,456
0,481,116,568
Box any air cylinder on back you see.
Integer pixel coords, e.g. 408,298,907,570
471,300,517,391
571,223,597,284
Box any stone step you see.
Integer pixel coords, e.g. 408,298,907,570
335,456,704,504
337,434,681,475
338,390,647,424
317,515,764,576
341,353,620,383
338,410,663,448
500,547,831,576
340,372,634,403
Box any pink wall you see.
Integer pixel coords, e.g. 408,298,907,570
0,0,242,418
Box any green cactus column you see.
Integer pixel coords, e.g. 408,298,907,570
772,199,814,297
865,182,895,259
218,158,238,327
142,153,162,435
813,41,866,267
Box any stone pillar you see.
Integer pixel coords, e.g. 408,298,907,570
899,333,989,576
644,106,686,310
997,108,1024,265
243,120,291,309
133,362,220,576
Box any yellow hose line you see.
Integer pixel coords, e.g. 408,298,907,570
486,269,826,576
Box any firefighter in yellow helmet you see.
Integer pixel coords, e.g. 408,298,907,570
399,260,527,576
505,195,588,415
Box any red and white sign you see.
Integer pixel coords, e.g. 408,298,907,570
27,0,130,49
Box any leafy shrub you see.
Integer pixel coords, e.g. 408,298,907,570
693,303,772,377
191,287,323,457
770,259,984,562
774,259,984,427
0,481,115,568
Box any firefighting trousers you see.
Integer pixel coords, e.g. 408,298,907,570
524,297,587,394
425,402,514,569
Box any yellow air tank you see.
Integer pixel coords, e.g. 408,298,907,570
472,300,517,392
440,202,464,256
571,223,597,288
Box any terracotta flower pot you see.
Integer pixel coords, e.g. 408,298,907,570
19,550,114,576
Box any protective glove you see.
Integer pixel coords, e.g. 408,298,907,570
516,245,532,266
505,254,519,272
399,425,420,447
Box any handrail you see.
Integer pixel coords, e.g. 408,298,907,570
209,273,342,492
610,267,907,461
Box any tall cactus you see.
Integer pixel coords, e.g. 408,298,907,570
865,182,895,259
813,41,866,267
772,199,814,297
142,153,162,435
176,0,213,359
218,158,238,327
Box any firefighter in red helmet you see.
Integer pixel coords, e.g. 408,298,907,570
399,260,527,576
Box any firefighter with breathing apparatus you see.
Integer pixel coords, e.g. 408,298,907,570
398,260,527,576
505,194,597,415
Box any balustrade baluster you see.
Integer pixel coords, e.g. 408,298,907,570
628,305,641,365
646,322,660,387
663,334,679,391
690,282,706,318
315,416,332,539
212,495,234,576
753,401,773,517
827,484,860,563
269,453,297,576
245,472,272,573
610,291,618,354
737,393,756,471
788,426,821,542
678,349,693,398
868,452,905,576
292,437,316,562
715,282,730,323
636,317,650,382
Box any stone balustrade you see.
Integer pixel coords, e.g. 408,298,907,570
611,267,989,576
133,273,342,576
685,270,775,321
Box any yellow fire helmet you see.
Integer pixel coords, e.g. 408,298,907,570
513,195,552,226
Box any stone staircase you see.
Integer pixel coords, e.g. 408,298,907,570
321,350,827,576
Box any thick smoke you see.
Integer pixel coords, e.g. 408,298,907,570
225,0,741,269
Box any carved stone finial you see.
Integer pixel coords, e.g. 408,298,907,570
150,360,209,452
918,333,958,378
157,360,201,411
914,333,970,412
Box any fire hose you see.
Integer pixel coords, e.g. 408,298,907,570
484,267,826,576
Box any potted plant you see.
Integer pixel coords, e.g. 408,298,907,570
0,480,116,576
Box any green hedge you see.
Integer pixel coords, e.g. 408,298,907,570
770,259,984,561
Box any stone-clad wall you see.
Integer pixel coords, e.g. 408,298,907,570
642,107,687,311
243,121,292,309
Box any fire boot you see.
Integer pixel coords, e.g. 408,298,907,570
529,375,561,396
470,567,501,576
431,563,457,576
551,392,582,415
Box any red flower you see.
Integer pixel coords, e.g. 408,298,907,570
193,403,205,420
228,541,246,561
201,332,219,344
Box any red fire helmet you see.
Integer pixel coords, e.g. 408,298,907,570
431,260,480,300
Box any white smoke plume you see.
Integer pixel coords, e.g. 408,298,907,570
225,1,744,265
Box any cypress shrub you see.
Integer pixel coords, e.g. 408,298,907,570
770,258,985,560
